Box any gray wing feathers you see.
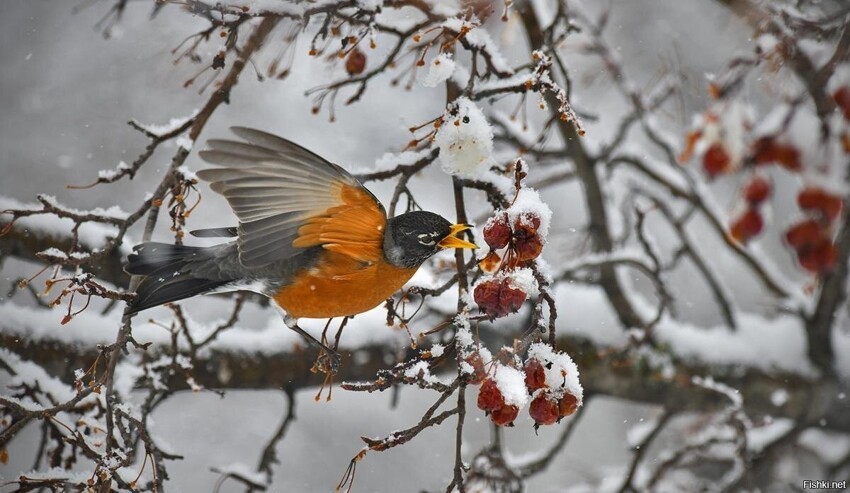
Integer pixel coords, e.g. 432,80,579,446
198,127,367,268
190,227,237,238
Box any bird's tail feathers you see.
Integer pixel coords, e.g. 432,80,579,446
125,242,229,314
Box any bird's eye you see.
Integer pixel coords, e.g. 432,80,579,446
417,233,436,246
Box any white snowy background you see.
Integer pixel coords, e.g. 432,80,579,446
1,0,849,491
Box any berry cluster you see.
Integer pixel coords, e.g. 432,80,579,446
474,192,548,319
482,211,544,264
680,94,847,268
785,186,843,274
477,377,521,426
472,343,583,428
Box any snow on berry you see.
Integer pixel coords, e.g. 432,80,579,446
506,188,552,240
492,363,529,409
435,97,494,178
505,267,538,297
421,52,456,88
526,343,583,404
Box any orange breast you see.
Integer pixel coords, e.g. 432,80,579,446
274,252,418,319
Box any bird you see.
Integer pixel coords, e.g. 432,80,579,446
124,127,477,367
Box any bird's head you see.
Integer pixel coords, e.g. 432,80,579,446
383,211,477,268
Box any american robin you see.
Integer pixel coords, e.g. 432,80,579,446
125,127,477,364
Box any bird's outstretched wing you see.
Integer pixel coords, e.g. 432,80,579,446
197,127,386,268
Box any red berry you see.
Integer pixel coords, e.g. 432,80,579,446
483,213,511,249
798,187,843,222
466,353,487,385
785,219,823,249
529,395,559,426
798,238,838,274
743,176,771,205
524,359,546,392
473,278,527,319
702,143,731,179
834,87,850,121
752,137,778,166
490,404,519,426
775,144,801,172
345,49,366,76
558,393,580,418
730,209,764,243
752,138,801,171
477,378,504,412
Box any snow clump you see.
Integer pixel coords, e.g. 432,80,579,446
435,97,494,178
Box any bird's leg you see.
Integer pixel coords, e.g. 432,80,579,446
314,317,337,402
314,316,352,402
332,316,350,352
320,318,334,347
284,315,341,373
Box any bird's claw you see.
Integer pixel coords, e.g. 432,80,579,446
313,349,341,375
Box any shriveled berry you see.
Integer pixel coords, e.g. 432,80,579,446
483,213,511,249
743,176,771,205
474,278,527,319
345,49,367,76
466,353,487,385
529,395,559,426
477,378,504,412
512,216,544,262
785,219,823,249
730,209,764,243
798,187,843,222
558,393,580,418
478,251,502,274
490,404,519,426
702,143,731,179
524,359,546,392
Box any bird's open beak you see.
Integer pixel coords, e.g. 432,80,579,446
438,224,478,249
